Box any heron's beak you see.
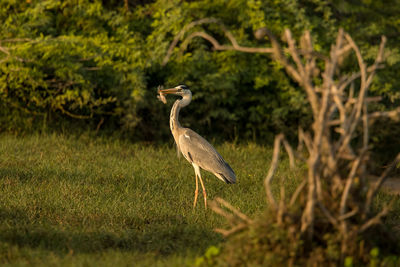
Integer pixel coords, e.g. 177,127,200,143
159,88,180,94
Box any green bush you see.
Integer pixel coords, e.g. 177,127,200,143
198,209,400,266
1,0,399,142
0,0,146,134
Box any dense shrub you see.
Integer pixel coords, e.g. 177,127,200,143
196,25,400,267
197,210,400,266
0,0,147,134
0,0,399,142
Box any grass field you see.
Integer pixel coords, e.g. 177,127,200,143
0,134,299,266
2,134,399,266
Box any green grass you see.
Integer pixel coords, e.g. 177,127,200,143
0,134,298,266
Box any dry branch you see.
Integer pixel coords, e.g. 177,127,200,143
214,197,252,224
365,153,400,214
277,176,286,225
209,197,253,237
58,106,91,119
289,180,306,207
264,134,284,209
369,107,400,121
338,208,359,221
359,199,395,233
208,200,237,226
318,202,339,228
298,127,313,154
215,223,248,237
162,18,220,65
179,31,274,54
339,150,366,216
282,137,296,169
167,19,399,257
162,18,274,66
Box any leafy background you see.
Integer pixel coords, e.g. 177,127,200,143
1,0,399,144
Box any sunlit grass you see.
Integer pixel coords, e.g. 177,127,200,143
1,134,397,266
0,134,295,266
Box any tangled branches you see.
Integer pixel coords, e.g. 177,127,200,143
165,19,400,264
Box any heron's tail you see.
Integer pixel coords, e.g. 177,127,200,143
217,163,236,184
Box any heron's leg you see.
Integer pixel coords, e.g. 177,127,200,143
192,164,203,209
193,173,199,208
198,173,207,210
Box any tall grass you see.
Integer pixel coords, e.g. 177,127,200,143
0,134,298,266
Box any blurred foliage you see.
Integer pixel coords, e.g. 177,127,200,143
0,0,399,142
0,0,147,134
196,210,400,266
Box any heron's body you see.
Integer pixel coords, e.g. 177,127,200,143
159,85,236,208
177,128,235,184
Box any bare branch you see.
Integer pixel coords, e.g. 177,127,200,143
277,176,286,225
170,21,393,252
163,18,220,65
338,64,384,93
285,30,319,116
298,127,313,153
369,107,400,121
214,197,252,224
163,17,275,65
300,82,330,234
208,200,237,225
285,29,306,77
180,31,274,54
364,36,387,89
365,153,400,213
323,28,344,88
344,33,367,93
339,150,366,215
247,27,306,86
330,84,346,126
264,134,284,209
215,223,248,237
301,160,317,234
359,199,394,233
282,138,296,169
58,106,91,119
180,31,226,51
362,102,369,150
339,207,359,221
336,43,352,58
318,202,339,228
336,35,386,157
289,180,306,207
209,197,253,237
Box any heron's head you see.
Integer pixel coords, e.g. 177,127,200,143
159,85,191,97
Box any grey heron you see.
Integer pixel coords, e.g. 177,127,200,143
158,85,236,209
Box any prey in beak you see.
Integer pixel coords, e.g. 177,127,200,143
157,85,167,104
157,85,185,104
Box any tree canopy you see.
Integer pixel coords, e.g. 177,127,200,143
0,0,399,142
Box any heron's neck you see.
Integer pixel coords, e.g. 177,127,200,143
170,94,191,133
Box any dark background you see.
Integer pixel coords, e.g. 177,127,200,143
0,0,399,152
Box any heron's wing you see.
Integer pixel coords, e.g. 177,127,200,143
178,128,236,183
